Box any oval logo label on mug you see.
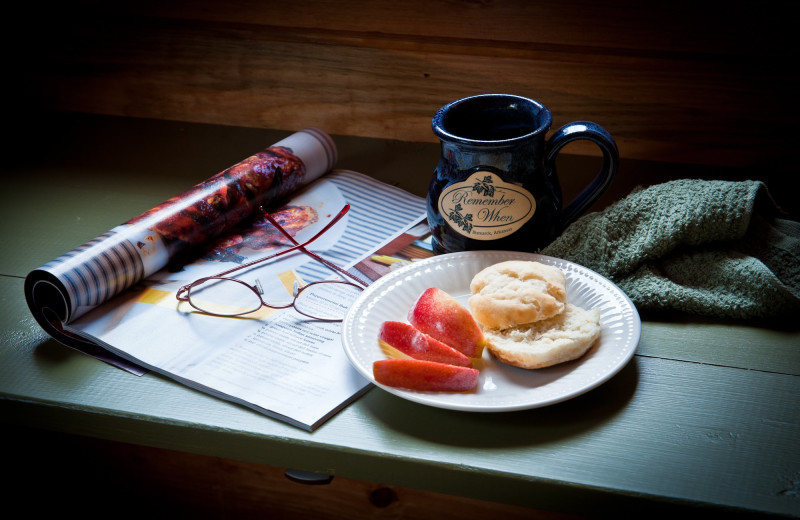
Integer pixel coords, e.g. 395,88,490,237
437,172,536,241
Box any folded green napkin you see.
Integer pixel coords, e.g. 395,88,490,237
540,179,800,320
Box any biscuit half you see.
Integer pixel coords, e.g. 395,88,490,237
469,260,567,329
484,304,601,369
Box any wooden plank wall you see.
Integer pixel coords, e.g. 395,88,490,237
8,1,797,173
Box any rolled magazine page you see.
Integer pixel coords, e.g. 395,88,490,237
24,128,337,362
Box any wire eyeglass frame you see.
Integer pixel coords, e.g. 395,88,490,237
175,204,367,321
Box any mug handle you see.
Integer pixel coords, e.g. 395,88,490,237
545,121,619,230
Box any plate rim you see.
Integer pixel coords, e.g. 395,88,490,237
342,250,641,412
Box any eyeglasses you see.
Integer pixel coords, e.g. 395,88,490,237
176,204,368,321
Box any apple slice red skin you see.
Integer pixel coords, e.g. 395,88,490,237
378,321,472,367
373,359,479,392
407,287,486,358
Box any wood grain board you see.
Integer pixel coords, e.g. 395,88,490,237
8,1,797,173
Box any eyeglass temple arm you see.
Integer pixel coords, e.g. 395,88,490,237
301,245,369,287
186,205,351,283
268,204,351,247
263,205,369,288
178,204,358,293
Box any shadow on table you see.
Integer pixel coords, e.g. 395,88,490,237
361,356,640,449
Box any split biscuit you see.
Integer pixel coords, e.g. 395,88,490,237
483,304,601,369
469,260,567,329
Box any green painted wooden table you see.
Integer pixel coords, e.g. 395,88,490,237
2,111,798,518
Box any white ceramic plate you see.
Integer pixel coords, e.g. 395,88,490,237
341,251,640,411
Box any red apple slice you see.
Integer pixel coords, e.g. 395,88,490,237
407,287,486,358
373,359,479,392
378,321,472,367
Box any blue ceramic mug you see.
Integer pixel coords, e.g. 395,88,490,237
428,93,618,254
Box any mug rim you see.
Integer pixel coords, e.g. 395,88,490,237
432,93,552,146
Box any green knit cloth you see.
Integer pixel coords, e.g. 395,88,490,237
540,179,800,320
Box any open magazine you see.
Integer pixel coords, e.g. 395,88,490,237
24,129,430,431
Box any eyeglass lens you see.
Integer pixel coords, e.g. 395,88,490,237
187,277,268,316
293,281,363,321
